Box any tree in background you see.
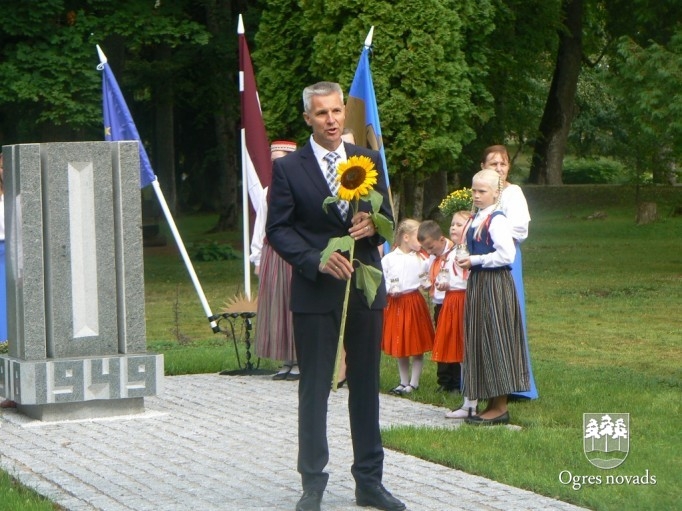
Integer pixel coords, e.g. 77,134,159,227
603,0,682,185
609,31,682,185
457,0,560,187
529,0,583,184
0,0,210,214
255,0,495,219
528,0,682,185
1,0,679,228
253,0,312,143
0,1,104,141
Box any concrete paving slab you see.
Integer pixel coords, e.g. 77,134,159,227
1,374,587,511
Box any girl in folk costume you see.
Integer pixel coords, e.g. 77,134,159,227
481,144,538,399
456,169,530,425
381,219,434,395
430,210,479,420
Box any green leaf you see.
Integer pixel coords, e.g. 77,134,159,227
320,236,354,265
354,262,383,306
371,213,394,246
360,189,384,214
322,196,338,214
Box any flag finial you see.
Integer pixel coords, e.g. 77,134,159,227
364,26,374,48
96,45,107,69
238,14,244,35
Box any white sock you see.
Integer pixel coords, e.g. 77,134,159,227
397,357,410,386
410,355,424,388
461,397,478,410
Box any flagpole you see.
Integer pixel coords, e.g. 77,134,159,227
97,45,220,333
240,127,252,301
150,180,220,332
362,27,395,221
238,15,253,301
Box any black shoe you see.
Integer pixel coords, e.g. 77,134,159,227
356,484,406,511
286,371,301,381
465,411,510,426
296,489,323,511
272,365,292,380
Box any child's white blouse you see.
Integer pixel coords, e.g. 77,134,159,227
381,248,428,293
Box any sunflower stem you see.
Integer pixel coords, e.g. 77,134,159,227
332,201,358,391
331,242,353,392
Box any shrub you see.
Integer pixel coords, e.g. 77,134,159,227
190,241,239,261
563,158,627,184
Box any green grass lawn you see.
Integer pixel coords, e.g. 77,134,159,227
2,185,680,510
146,184,682,511
380,185,681,511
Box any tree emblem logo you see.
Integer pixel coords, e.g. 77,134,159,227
583,413,630,469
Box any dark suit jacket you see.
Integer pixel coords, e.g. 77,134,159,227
266,141,392,314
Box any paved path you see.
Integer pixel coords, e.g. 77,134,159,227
1,374,587,511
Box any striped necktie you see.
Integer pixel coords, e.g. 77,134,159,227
323,152,348,219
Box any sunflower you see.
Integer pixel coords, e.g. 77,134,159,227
336,155,378,201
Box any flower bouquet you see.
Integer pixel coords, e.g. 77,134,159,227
321,155,394,390
438,187,473,217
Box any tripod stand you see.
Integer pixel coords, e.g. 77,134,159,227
217,312,275,376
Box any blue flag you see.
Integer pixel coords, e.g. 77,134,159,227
346,45,391,205
100,55,156,188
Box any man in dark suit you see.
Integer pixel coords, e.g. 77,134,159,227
266,82,405,511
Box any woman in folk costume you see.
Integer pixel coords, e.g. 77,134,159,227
381,219,434,395
457,169,530,425
252,141,300,380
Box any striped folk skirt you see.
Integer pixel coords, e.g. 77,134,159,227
254,242,296,361
382,290,435,358
463,269,530,400
432,289,465,363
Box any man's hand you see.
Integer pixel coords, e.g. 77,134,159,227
319,251,353,280
349,212,376,240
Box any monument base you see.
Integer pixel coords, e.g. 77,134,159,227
17,397,145,422
0,353,164,419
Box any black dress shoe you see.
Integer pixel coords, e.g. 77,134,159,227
272,365,292,380
465,411,510,426
296,489,323,511
356,484,406,511
286,371,301,381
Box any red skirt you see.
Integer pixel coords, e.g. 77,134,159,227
432,290,465,363
382,290,434,357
